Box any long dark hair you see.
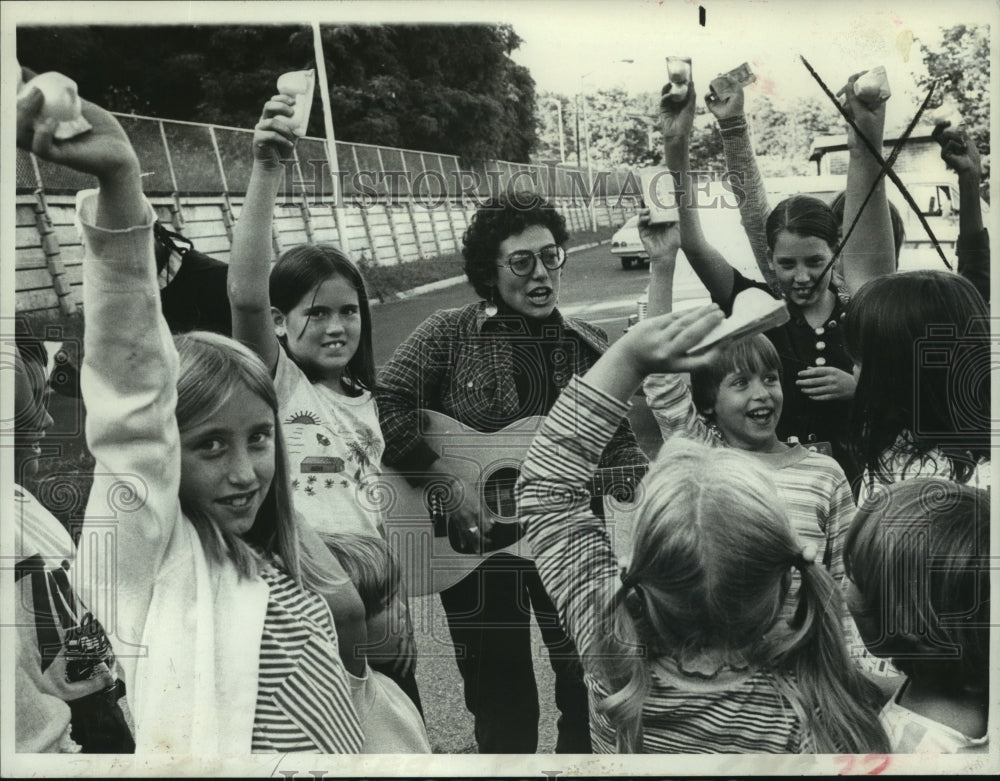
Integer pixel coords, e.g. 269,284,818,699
765,195,840,253
268,243,376,393
845,478,989,689
844,271,989,485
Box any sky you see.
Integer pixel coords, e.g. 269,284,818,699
503,0,991,130
6,0,992,132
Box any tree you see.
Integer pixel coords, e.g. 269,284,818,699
917,23,990,186
16,24,537,163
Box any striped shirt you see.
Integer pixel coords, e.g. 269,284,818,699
519,376,812,753
251,562,363,753
642,372,855,609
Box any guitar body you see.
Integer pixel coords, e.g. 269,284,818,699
364,410,644,596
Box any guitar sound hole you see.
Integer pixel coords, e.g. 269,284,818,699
483,466,520,519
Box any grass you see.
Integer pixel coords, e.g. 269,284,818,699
360,227,615,302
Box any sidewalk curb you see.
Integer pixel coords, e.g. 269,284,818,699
370,239,611,307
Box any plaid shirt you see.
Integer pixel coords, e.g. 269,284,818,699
376,301,647,471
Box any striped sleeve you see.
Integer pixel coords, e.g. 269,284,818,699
642,372,716,445
717,115,780,296
823,470,854,589
518,376,628,654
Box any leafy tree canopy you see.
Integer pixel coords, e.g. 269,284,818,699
17,23,537,163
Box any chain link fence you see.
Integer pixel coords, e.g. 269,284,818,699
16,112,630,205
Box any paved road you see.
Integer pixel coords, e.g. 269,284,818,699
370,241,710,753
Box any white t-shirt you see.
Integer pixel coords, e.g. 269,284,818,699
274,349,385,537
880,681,988,753
859,438,991,506
347,666,431,753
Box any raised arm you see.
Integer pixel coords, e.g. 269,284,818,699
228,94,298,372
839,71,896,295
519,306,722,648
933,121,990,303
706,82,779,295
660,82,738,305
638,211,681,318
18,77,179,647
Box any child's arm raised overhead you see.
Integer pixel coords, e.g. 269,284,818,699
518,306,722,649
638,217,719,445
639,211,681,319
934,121,990,303
660,83,739,306
18,78,176,649
705,81,779,295
839,71,896,295
229,94,298,372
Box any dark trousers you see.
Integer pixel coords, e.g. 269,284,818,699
439,553,592,754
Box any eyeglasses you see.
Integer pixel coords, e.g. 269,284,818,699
498,244,567,277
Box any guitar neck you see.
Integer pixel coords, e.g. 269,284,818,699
586,464,649,501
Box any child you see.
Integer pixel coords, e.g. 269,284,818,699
637,218,855,612
660,74,867,486
517,305,888,753
12,335,134,753
844,270,990,500
844,479,989,753
322,533,432,753
228,91,418,706
18,77,363,754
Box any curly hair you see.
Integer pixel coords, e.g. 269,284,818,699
461,191,570,300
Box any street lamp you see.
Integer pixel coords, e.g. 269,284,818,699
544,97,565,163
579,59,634,232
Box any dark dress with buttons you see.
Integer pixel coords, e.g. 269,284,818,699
721,270,860,489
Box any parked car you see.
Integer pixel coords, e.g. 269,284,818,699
610,215,648,270
618,172,981,330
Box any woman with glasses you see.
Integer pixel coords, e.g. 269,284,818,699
376,191,647,753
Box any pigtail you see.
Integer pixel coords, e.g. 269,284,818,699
588,581,652,753
774,560,890,753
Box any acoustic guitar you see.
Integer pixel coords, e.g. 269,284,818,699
361,410,647,596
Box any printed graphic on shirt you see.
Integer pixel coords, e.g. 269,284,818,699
275,350,386,536
284,409,381,494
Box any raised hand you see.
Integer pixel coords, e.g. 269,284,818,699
17,69,138,184
620,304,724,376
705,80,745,122
659,79,697,139
637,209,680,261
253,94,298,169
932,121,981,177
838,71,887,154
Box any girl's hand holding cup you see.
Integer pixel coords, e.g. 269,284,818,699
659,79,697,140
253,94,298,169
17,67,139,185
637,208,680,261
839,70,888,153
